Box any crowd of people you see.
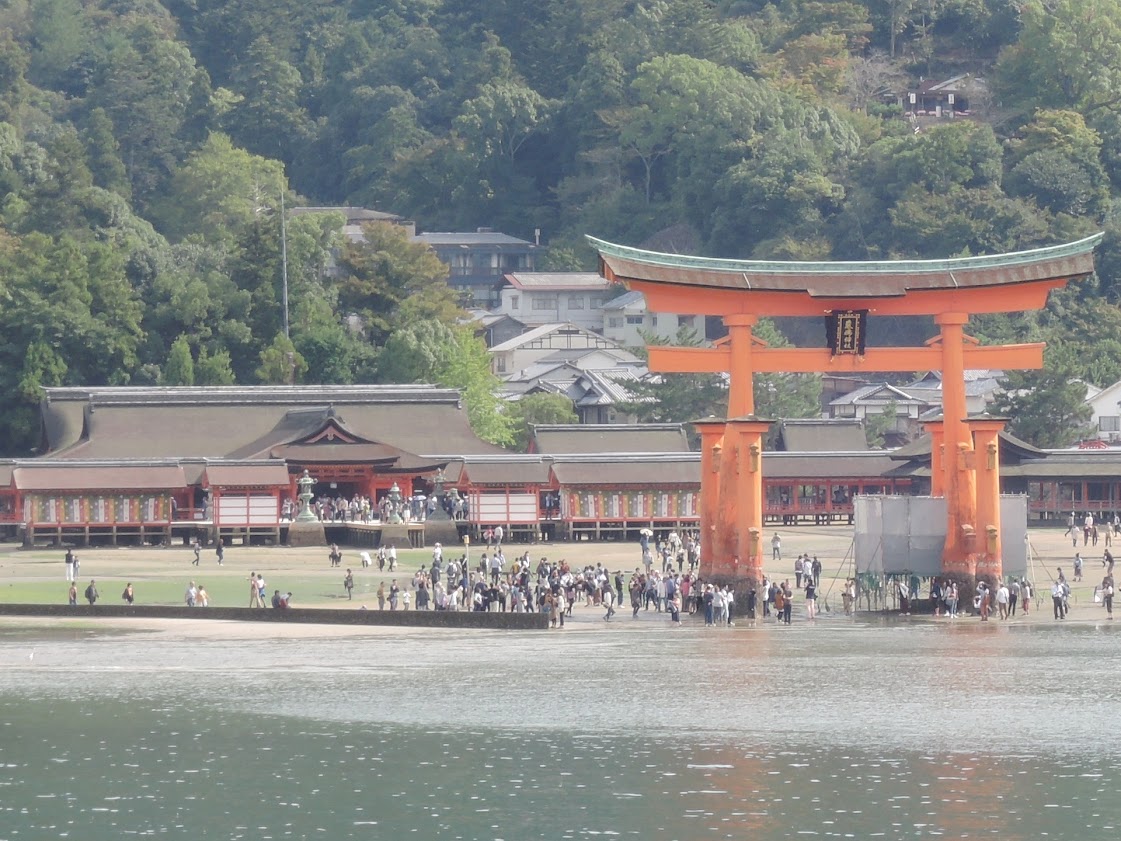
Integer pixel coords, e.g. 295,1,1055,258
279,490,470,524
57,523,1121,626
1065,511,1120,549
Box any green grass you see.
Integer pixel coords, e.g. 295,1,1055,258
0,546,447,608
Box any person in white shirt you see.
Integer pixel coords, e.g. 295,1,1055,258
995,581,1010,619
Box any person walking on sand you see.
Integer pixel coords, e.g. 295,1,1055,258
772,533,782,561
215,538,224,566
64,549,75,582
344,569,354,600
1103,574,1115,620
249,572,262,607
84,580,98,605
68,582,77,606
121,582,134,605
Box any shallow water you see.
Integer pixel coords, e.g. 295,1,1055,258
2,619,1120,839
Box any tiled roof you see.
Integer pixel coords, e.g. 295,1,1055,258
776,419,868,452
415,232,533,246
533,424,690,454
590,233,1102,297
551,455,700,485
203,464,292,487
829,383,924,407
461,458,553,485
503,272,610,290
13,463,188,491
600,290,645,310
41,387,505,460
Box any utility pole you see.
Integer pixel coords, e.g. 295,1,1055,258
280,189,290,339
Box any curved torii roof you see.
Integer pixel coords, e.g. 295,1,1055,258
589,233,1102,298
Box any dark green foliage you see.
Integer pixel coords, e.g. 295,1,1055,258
0,0,1115,452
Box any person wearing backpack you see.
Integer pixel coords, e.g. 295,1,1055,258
84,580,99,605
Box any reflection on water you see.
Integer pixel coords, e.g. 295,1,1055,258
2,620,1121,839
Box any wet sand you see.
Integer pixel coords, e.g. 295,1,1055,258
0,523,1110,634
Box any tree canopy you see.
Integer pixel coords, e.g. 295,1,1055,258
0,0,1116,451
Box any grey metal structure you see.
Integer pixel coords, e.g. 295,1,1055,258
855,494,1028,577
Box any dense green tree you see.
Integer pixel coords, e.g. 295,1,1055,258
152,133,286,246
195,346,236,385
224,37,311,166
435,327,515,446
616,327,729,426
164,334,195,385
864,398,899,448
1003,110,1110,220
0,232,143,453
752,319,822,423
83,108,131,200
507,392,578,452
335,222,450,347
292,299,374,384
377,320,457,384
256,332,308,383
26,0,84,89
82,20,200,202
992,348,1094,448
994,0,1121,116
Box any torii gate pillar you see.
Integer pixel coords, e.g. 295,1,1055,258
969,416,1008,586
936,313,978,580
694,419,728,568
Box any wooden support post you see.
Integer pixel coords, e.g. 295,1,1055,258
724,314,757,417
969,416,1007,585
707,416,771,592
693,418,727,573
936,313,977,582
924,420,945,497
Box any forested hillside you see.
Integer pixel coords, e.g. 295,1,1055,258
0,0,1120,452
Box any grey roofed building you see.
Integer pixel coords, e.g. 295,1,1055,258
40,385,506,461
531,423,691,455
289,206,417,244
413,228,537,306
600,289,706,347
828,382,930,446
774,419,868,452
490,322,644,380
463,308,526,348
493,271,614,333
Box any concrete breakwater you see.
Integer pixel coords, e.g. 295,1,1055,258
0,603,548,629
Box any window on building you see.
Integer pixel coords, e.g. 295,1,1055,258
532,296,559,311
678,314,697,328
590,296,605,308
1101,416,1121,432
495,357,507,373
510,295,519,309
567,296,585,310
626,315,644,325
609,317,623,329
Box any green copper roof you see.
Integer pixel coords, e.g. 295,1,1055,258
587,233,1103,276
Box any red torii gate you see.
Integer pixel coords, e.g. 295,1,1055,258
590,233,1102,594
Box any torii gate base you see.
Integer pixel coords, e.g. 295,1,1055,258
591,233,1102,611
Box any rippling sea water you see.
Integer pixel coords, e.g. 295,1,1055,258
1,619,1119,839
